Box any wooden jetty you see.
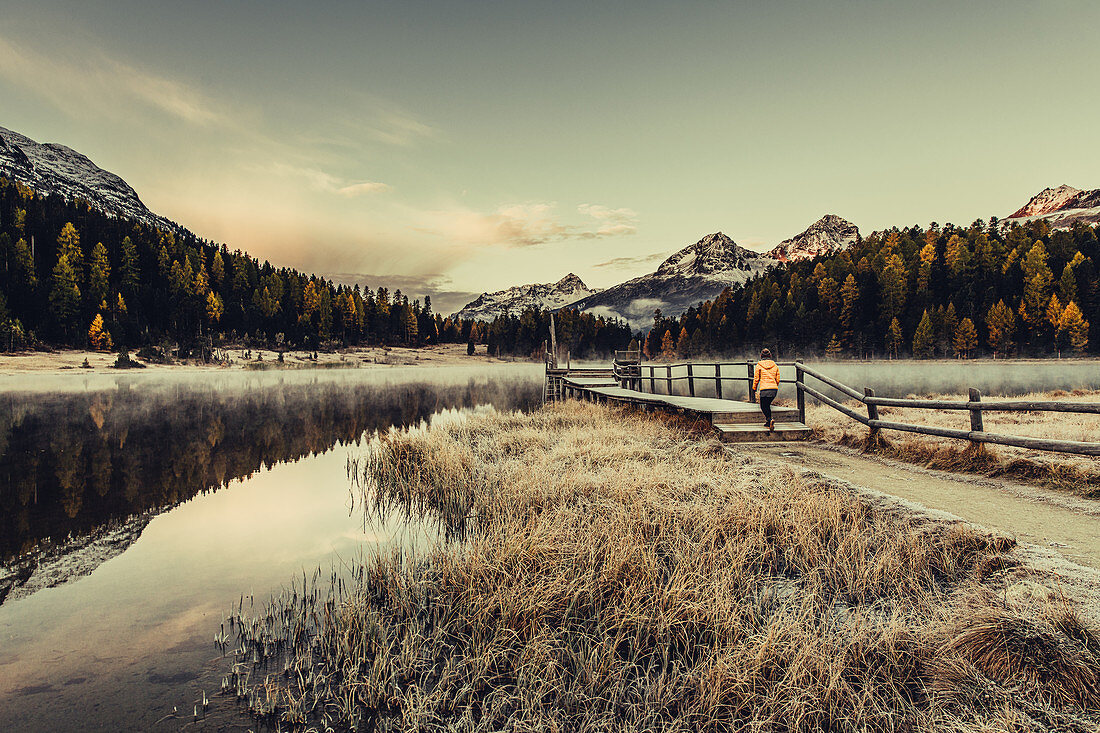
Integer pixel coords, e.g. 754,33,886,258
545,348,811,443
545,338,1100,456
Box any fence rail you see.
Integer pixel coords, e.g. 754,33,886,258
608,356,1100,457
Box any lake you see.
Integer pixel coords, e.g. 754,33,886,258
0,365,541,732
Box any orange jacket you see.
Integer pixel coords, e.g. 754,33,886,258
753,359,780,391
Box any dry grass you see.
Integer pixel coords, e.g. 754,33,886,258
226,401,1100,731
807,389,1100,496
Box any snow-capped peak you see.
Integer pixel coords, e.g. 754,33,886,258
1010,185,1084,218
1006,185,1100,229
0,124,180,233
453,273,601,321
768,214,860,262
654,232,767,278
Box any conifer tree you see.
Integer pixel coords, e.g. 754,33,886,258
953,318,977,358
917,243,935,290
119,236,140,295
1058,301,1089,354
50,254,81,337
88,242,111,306
912,310,934,358
840,274,859,346
675,327,690,358
56,223,83,284
206,292,224,325
210,250,225,288
887,318,903,358
825,334,843,358
88,312,112,350
14,237,36,288
880,255,908,325
1020,241,1053,340
986,300,1015,359
659,329,675,361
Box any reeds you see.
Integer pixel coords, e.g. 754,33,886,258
225,401,1100,731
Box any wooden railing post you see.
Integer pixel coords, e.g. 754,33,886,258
747,361,756,403
715,363,723,399
687,363,695,397
864,387,879,439
666,365,673,395
969,388,983,443
649,365,656,394
795,360,805,423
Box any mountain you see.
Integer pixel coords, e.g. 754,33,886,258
768,214,859,262
453,273,601,321
0,125,179,232
1006,185,1100,228
567,232,773,329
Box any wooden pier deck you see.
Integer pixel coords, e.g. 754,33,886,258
553,367,811,443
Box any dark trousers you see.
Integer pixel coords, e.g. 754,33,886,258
758,388,778,422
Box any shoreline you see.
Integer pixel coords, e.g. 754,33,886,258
0,342,524,376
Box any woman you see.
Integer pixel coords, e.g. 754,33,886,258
752,348,780,430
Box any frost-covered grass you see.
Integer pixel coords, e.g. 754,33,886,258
808,389,1100,496
227,401,1100,731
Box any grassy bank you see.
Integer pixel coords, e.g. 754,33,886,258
227,402,1100,731
806,390,1100,496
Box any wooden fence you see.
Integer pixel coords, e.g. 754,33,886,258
611,356,1100,457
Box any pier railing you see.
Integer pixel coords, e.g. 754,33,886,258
795,362,1100,456
610,356,1100,457
611,358,801,408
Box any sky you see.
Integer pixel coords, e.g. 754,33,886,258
1,0,1098,313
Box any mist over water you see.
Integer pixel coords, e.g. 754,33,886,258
629,359,1100,400
807,359,1100,398
0,365,541,732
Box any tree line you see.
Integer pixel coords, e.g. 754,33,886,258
0,178,631,358
642,218,1100,360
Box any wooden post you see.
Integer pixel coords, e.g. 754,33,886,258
969,388,983,439
549,313,558,368
666,365,673,395
715,363,723,400
747,361,756,403
649,365,656,394
687,363,695,397
865,387,879,439
795,360,805,423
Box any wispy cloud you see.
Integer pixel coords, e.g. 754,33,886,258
337,181,391,196
0,33,222,126
266,163,390,197
417,202,638,248
577,204,639,237
366,109,437,147
593,252,667,269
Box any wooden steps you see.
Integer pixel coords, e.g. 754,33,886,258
713,421,812,443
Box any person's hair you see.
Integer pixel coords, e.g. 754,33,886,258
760,348,772,360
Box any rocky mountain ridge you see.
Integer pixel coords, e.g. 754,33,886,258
453,273,601,321
1006,185,1100,228
769,214,860,262
566,232,775,328
0,125,179,232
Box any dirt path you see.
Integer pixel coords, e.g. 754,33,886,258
751,442,1100,571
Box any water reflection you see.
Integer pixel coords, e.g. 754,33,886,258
0,366,539,732
0,368,541,601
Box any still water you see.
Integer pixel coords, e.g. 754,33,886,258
0,365,541,731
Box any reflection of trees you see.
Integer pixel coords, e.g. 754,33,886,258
0,377,539,563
